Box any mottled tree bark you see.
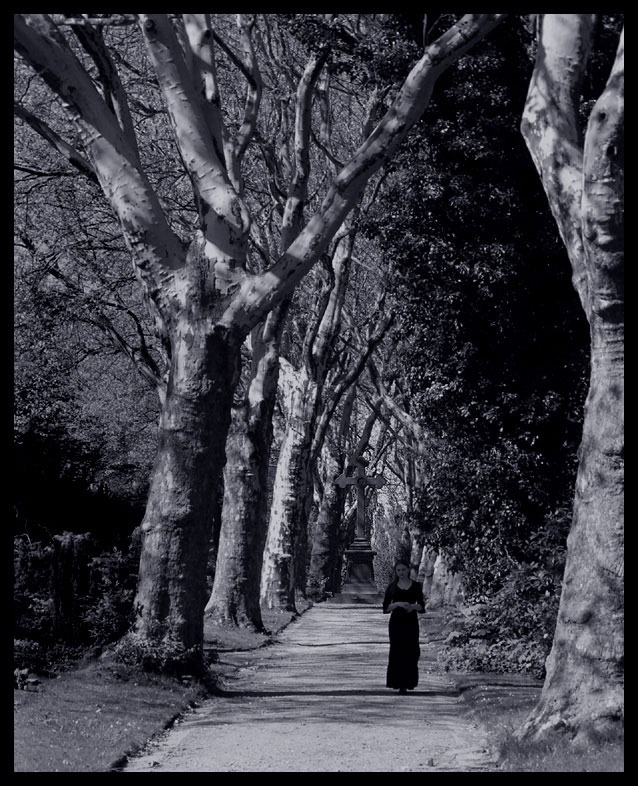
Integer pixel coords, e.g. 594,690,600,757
133,324,242,664
519,14,623,742
205,308,287,630
260,367,318,611
203,42,327,628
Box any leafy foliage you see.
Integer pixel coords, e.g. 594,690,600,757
360,16,592,666
283,13,421,85
113,632,206,678
14,533,141,672
439,521,568,678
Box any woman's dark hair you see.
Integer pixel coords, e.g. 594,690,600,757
390,560,411,587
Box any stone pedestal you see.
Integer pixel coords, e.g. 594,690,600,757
330,538,383,605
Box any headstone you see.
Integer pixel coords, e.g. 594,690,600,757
330,456,385,605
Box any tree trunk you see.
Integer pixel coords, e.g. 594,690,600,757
127,324,242,671
336,506,357,592
204,402,266,630
519,14,624,742
418,548,438,596
408,530,425,581
521,319,623,742
306,434,348,600
205,308,286,630
260,372,318,612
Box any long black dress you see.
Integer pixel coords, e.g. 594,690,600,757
383,580,425,690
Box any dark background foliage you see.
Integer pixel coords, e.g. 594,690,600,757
358,15,595,670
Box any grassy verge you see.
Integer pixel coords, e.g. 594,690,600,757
13,607,304,773
450,671,624,772
421,610,623,773
14,659,204,772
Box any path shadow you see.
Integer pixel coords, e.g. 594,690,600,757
284,640,389,647
214,688,459,698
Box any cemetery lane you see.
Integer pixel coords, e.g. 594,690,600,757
123,605,496,772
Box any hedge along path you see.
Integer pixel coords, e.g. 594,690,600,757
123,605,496,772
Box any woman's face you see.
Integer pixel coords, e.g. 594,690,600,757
395,563,409,580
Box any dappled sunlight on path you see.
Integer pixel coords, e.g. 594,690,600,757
124,605,496,772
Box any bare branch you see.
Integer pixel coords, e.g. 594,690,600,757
281,49,329,248
311,312,394,461
253,131,288,215
89,311,167,393
234,15,263,165
69,16,140,161
14,103,98,183
14,163,82,179
211,28,257,87
22,239,167,391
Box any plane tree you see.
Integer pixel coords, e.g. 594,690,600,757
518,12,623,745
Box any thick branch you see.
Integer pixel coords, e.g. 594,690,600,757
352,399,383,461
315,75,343,174
59,14,137,27
301,262,334,372
255,133,287,212
281,50,329,248
139,14,250,250
69,17,140,161
368,363,428,456
309,219,358,377
14,13,184,313
234,15,262,166
582,27,624,324
520,13,596,312
181,14,230,176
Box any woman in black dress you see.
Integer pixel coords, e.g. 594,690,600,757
383,561,425,694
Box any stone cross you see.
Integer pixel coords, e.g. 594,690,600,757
335,455,386,540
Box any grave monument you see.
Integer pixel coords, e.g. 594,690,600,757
330,454,385,604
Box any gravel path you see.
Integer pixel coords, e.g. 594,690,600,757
123,605,496,772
